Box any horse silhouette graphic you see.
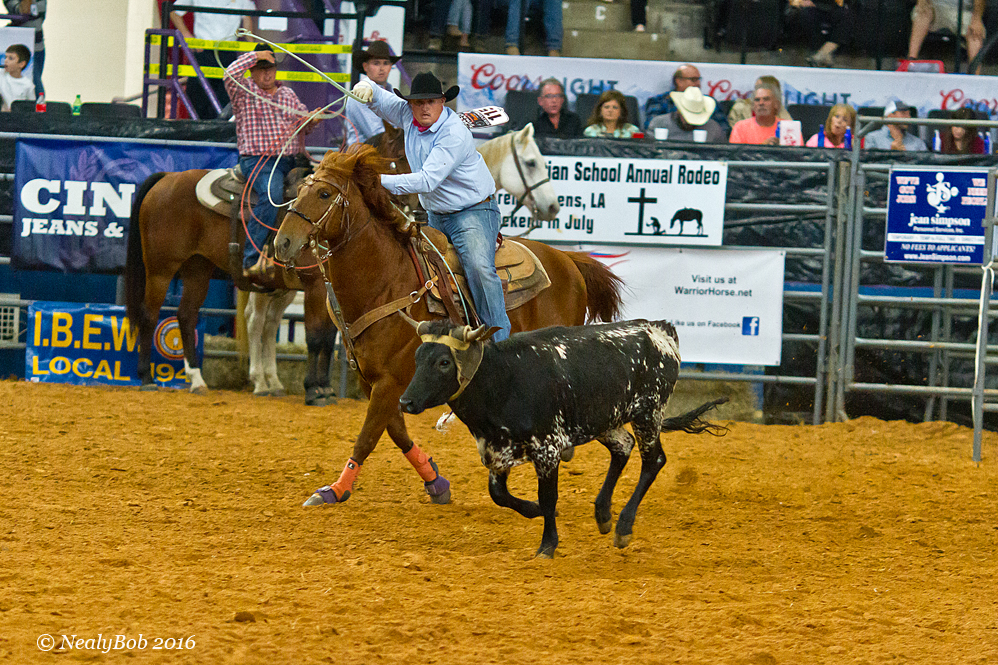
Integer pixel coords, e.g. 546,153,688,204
670,207,704,236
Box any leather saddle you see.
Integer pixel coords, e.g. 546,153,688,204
414,226,551,322
195,165,258,218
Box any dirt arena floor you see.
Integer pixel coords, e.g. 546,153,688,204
2,379,997,664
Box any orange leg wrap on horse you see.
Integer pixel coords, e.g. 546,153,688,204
331,457,362,499
404,444,438,482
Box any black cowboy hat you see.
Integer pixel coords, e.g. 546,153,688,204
353,40,401,72
250,43,277,69
394,72,459,102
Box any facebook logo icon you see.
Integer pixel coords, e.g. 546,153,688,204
742,316,760,336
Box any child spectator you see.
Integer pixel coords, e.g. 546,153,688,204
583,90,640,138
0,43,34,111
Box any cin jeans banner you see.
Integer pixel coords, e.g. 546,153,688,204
26,302,204,389
13,138,237,273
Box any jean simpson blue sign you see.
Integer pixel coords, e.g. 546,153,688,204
26,302,203,389
12,138,237,273
885,167,989,265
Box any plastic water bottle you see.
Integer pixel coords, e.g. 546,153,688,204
844,127,852,149
984,131,992,154
71,94,82,116
933,129,941,152
34,93,44,113
774,121,780,141
817,124,825,147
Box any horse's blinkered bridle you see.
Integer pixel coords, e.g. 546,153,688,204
507,133,551,220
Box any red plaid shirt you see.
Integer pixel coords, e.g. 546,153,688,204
224,51,308,156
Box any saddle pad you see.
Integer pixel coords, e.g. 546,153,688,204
195,167,258,217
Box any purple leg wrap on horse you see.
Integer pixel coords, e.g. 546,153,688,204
424,458,450,498
313,485,345,504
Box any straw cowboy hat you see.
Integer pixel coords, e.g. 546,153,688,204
353,40,401,72
394,72,459,102
669,87,716,126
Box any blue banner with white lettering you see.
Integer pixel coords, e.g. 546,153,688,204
885,167,989,265
12,138,237,273
26,302,203,389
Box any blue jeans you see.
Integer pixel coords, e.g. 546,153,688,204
504,0,562,50
427,199,511,343
32,48,43,97
240,155,293,269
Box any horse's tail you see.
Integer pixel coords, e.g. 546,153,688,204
124,172,167,325
567,252,624,323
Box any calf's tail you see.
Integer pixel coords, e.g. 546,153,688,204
661,397,730,436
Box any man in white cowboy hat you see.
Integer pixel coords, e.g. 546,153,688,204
351,72,511,342
345,41,401,145
647,87,727,143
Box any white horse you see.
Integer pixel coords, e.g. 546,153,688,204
477,123,561,221
242,122,560,403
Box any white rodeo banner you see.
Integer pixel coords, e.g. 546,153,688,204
500,156,728,246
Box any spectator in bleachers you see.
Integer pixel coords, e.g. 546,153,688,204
4,0,44,97
505,0,563,57
908,0,986,74
729,79,783,145
727,75,793,126
938,106,986,154
345,41,401,145
805,103,855,147
533,78,582,138
584,90,640,138
631,0,647,32
865,101,928,151
785,0,855,68
0,44,34,112
643,64,729,133
647,87,727,143
446,0,473,51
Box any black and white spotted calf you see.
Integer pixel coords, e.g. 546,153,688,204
399,319,727,558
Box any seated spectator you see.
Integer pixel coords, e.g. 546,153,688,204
584,90,640,138
908,0,985,74
505,0,563,57
0,43,34,111
643,64,729,134
785,0,855,68
647,87,727,143
865,101,928,151
727,75,793,126
729,80,783,145
532,78,582,138
938,106,986,154
805,103,856,148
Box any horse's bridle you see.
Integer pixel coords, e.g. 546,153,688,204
507,133,551,219
286,173,354,262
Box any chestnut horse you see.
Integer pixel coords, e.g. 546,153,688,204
273,144,624,507
124,168,338,402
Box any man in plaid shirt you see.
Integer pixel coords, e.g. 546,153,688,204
225,43,318,279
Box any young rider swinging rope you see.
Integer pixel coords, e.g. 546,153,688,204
350,72,512,343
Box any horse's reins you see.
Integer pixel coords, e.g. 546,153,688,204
507,133,551,220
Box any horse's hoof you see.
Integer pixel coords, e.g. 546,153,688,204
303,485,348,506
535,546,555,559
424,459,451,504
614,532,632,549
597,520,612,535
305,387,324,406
139,383,158,392
253,390,271,398
190,385,208,396
271,388,286,397
560,447,575,463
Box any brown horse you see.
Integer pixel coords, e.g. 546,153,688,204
124,166,338,403
273,144,624,507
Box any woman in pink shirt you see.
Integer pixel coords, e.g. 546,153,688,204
806,103,856,148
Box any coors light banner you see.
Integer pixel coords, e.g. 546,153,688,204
458,54,998,122
13,138,237,273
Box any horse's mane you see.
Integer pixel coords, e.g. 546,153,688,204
317,143,398,224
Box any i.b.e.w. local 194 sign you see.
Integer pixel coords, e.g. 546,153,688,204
885,167,989,265
13,138,237,273
26,302,203,389
500,156,727,246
